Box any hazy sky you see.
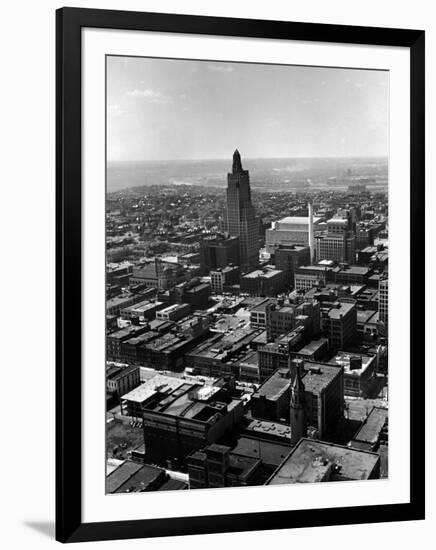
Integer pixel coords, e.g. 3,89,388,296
107,56,388,162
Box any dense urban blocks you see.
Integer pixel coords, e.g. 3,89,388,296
105,150,389,493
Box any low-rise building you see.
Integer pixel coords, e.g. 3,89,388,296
265,304,296,341
210,265,240,293
106,325,149,361
294,265,331,291
333,265,373,285
266,438,380,484
106,365,140,403
120,299,165,321
187,444,261,489
186,328,261,378
156,303,191,322
122,375,245,465
274,245,311,280
356,310,379,340
106,293,150,316
130,259,188,290
249,298,276,330
265,216,322,253
293,338,329,362
241,267,286,297
106,460,187,493
252,360,344,440
321,301,357,350
258,329,305,381
251,367,293,422
349,406,388,452
329,351,377,397
200,234,240,274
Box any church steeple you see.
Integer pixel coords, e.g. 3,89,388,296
290,363,307,445
232,149,243,174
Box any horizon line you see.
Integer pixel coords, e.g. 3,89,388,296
108,154,388,164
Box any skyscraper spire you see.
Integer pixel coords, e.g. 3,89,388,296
290,362,307,445
232,149,243,174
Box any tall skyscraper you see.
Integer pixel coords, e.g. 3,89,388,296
226,150,259,272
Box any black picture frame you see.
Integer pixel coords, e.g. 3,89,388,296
56,7,425,543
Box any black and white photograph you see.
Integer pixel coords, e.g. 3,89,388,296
105,56,390,494
0,0,431,547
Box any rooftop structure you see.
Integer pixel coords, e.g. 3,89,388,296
242,419,292,444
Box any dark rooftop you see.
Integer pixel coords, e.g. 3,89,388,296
111,462,166,493
351,406,388,445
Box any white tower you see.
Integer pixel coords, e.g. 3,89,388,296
308,201,315,264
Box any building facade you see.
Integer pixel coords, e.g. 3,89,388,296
200,234,240,274
274,244,311,283
210,265,240,293
378,276,388,331
265,216,322,254
240,267,286,297
315,218,356,264
321,301,357,350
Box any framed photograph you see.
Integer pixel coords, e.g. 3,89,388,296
56,7,425,543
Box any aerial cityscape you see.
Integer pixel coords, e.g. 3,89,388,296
105,57,388,494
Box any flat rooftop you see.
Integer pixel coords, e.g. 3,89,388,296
145,333,186,353
107,326,146,341
107,365,138,380
357,310,378,324
297,265,332,273
351,406,388,445
158,303,189,314
337,265,371,276
227,453,260,480
121,373,190,404
148,319,174,332
296,338,328,356
107,461,165,493
255,369,292,400
123,300,162,313
326,301,355,319
250,298,276,313
106,460,143,493
266,438,380,484
106,294,137,308
329,351,376,376
276,216,322,225
125,372,242,423
123,331,159,347
327,218,348,225
231,435,292,468
302,362,342,394
243,269,283,279
189,328,260,361
245,419,291,441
